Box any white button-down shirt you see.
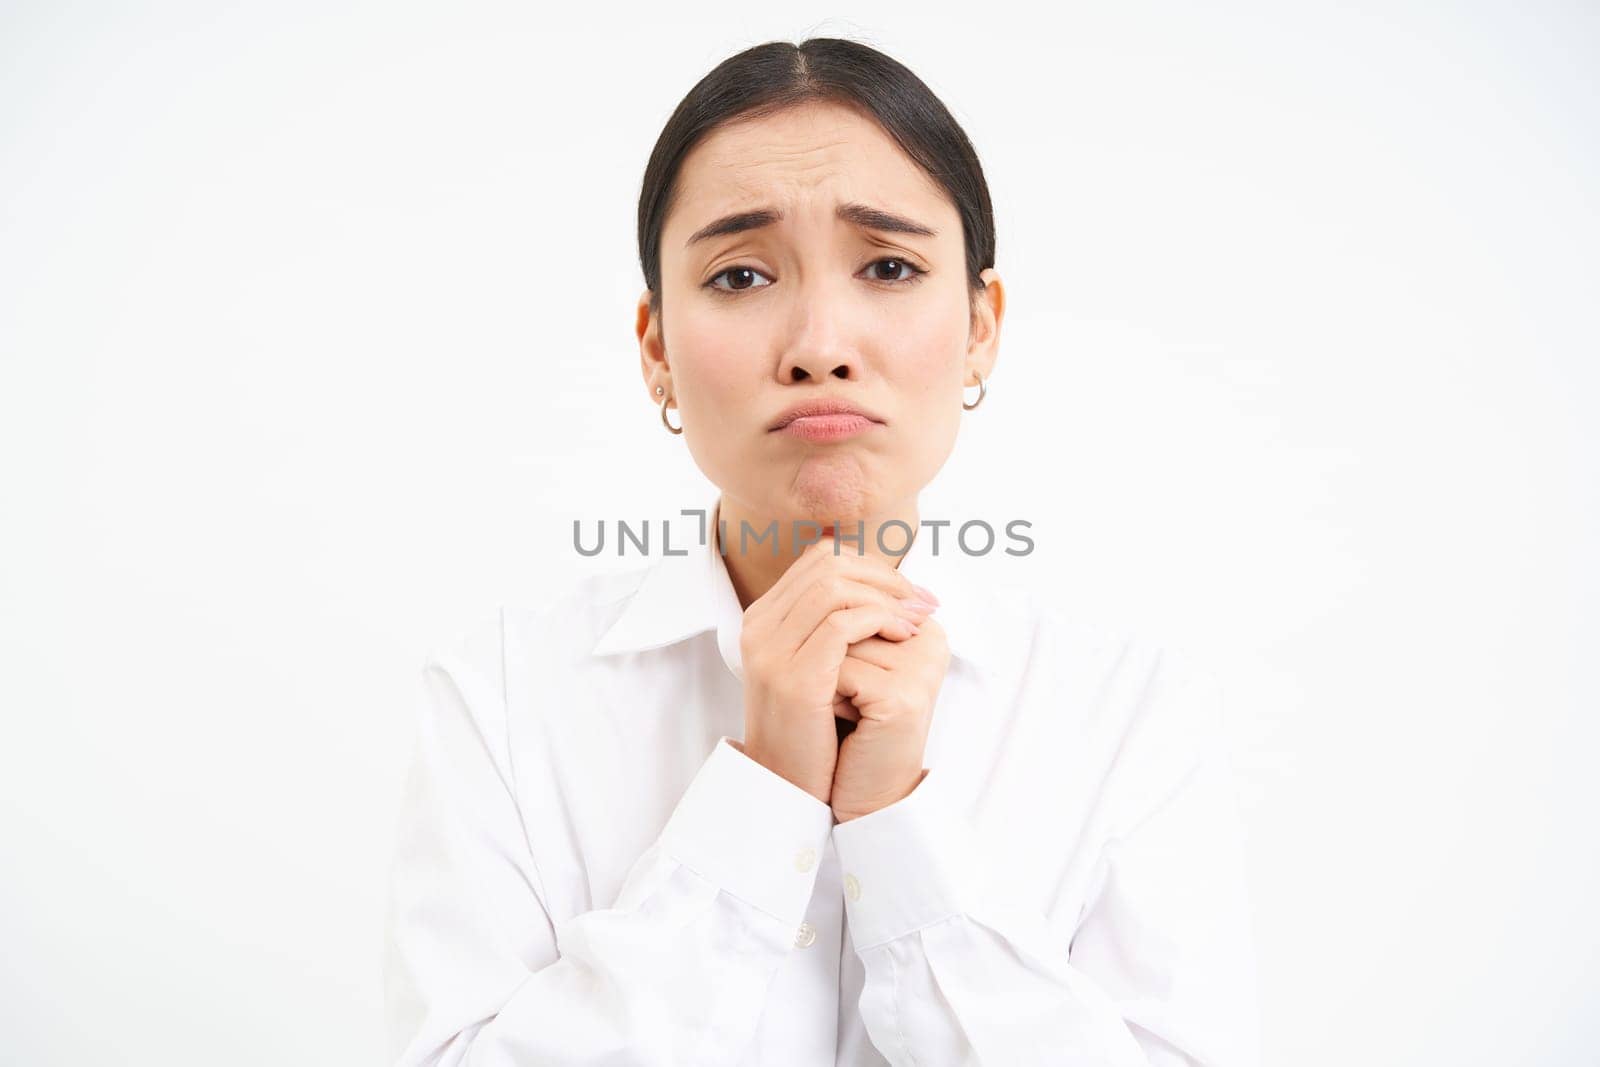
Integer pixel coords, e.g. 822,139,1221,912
384,489,1261,1066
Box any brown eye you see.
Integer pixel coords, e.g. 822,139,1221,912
873,259,907,280
707,266,773,292
867,258,926,284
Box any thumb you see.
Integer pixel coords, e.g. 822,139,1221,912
833,694,861,722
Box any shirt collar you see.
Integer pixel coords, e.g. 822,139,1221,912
590,487,999,681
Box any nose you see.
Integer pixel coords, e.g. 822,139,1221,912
779,343,860,384
776,290,864,384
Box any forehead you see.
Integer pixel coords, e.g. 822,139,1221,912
666,101,951,239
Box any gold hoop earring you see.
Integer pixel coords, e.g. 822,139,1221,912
963,372,987,411
658,388,682,435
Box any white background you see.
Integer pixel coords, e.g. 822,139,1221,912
2,2,1595,1064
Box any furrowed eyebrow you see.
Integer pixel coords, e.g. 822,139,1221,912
684,202,938,248
685,208,782,247
836,202,938,239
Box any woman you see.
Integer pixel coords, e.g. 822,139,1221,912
384,37,1260,1067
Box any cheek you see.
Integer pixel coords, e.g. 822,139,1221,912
885,299,968,462
668,317,750,404
885,301,969,383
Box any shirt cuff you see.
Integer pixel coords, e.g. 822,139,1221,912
658,736,835,928
830,767,985,951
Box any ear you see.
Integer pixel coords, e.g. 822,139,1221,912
965,268,1005,384
637,289,669,396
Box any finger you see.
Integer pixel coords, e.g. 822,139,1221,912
836,656,896,715
784,572,929,632
739,539,852,654
842,634,906,670
793,604,913,676
762,538,892,621
764,537,924,623
774,576,926,658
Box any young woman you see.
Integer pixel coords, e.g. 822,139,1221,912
384,37,1260,1067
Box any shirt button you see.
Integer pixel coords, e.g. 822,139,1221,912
843,873,861,902
794,846,816,873
794,920,817,948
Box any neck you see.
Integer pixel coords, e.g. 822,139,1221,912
714,491,920,610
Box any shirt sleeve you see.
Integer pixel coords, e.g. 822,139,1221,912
829,649,1261,1066
383,613,835,1067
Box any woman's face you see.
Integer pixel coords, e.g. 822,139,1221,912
638,100,1003,529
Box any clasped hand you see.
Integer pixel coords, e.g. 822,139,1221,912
737,536,951,823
